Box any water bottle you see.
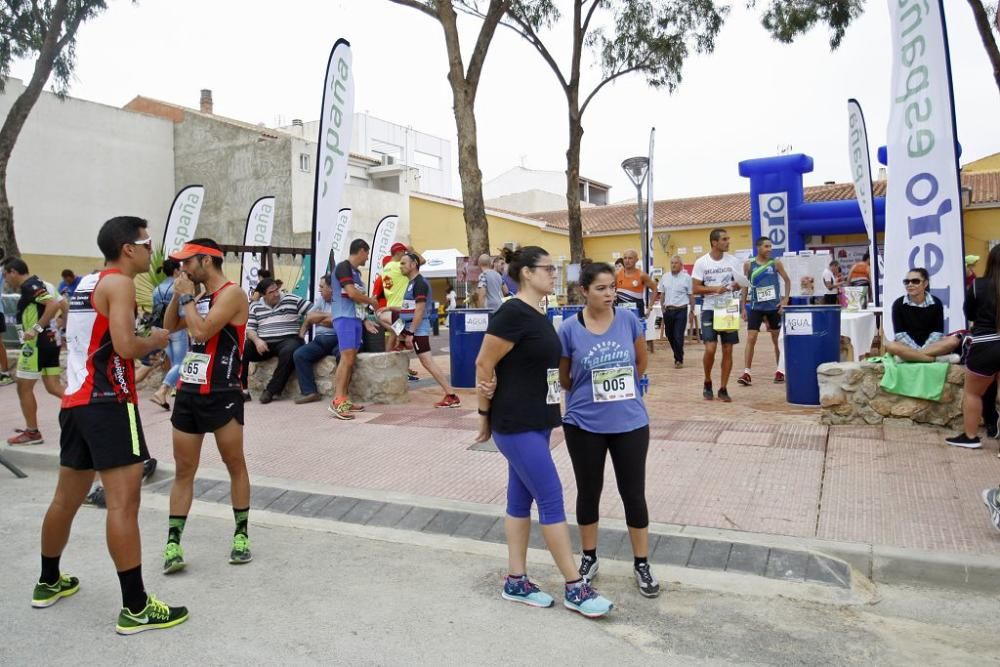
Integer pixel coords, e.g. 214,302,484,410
640,373,649,397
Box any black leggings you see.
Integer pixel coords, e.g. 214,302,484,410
563,423,650,528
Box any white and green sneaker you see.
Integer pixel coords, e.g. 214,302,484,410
116,594,189,635
162,542,185,574
31,574,80,608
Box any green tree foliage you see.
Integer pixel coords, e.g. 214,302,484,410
387,1,517,260
496,0,727,266
750,1,1000,96
0,0,114,257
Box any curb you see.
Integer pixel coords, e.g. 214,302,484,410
6,446,1000,593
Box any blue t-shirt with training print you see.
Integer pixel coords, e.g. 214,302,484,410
559,308,648,434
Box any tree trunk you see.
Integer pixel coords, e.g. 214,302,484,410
966,0,1000,97
437,2,491,260
0,0,72,258
452,96,490,259
565,111,585,266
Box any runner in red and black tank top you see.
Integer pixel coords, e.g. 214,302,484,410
177,282,246,395
63,269,138,408
162,239,254,572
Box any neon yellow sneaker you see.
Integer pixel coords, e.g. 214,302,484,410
229,533,253,565
116,594,189,635
162,542,185,574
31,574,80,608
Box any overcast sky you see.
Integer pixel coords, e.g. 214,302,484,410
9,0,1000,203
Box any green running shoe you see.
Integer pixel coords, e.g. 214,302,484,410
162,542,185,574
31,574,80,608
229,533,252,565
116,594,189,635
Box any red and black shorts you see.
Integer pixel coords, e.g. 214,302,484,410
59,403,149,471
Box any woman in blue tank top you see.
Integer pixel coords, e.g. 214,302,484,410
558,261,659,598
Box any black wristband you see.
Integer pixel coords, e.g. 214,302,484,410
477,408,490,417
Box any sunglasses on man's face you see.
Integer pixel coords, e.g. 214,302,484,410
129,238,153,250
902,278,923,285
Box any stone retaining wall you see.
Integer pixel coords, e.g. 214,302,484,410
818,360,964,429
247,351,411,404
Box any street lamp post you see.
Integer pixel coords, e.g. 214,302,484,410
621,156,650,304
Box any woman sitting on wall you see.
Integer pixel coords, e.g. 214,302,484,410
884,268,960,363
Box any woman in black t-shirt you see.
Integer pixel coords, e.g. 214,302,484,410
474,247,613,618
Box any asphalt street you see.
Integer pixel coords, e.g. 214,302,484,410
1,459,997,666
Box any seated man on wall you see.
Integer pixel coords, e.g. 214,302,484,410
292,274,340,404
241,278,311,404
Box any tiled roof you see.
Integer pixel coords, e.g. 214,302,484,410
966,170,1000,205
533,171,997,234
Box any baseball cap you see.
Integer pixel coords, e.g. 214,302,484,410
390,242,407,254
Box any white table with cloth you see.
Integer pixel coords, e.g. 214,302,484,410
840,310,879,362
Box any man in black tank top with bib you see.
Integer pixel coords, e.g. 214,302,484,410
33,216,188,634
161,238,252,573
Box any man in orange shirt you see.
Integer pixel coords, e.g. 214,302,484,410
614,249,658,314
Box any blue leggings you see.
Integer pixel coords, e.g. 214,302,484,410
492,429,566,525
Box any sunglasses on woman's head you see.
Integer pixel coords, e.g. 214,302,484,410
902,278,923,285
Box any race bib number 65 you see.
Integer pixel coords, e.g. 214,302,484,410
180,352,211,385
591,366,636,403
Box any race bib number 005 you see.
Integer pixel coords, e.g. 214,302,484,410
591,366,636,403
180,352,211,385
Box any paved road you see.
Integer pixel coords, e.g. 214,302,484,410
3,332,1000,557
1,461,996,665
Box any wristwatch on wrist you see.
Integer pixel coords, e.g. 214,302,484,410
33,323,44,333
179,294,195,307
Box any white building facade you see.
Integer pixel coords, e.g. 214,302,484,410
0,78,175,273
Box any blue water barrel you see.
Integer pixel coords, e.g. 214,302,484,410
546,305,584,330
449,309,491,388
783,305,841,406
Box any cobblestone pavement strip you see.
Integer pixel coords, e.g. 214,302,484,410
2,335,999,556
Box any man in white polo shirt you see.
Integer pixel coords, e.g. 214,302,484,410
657,255,694,369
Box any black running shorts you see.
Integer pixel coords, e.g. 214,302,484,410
412,335,431,355
966,338,1000,378
171,391,245,435
747,310,780,332
59,403,149,471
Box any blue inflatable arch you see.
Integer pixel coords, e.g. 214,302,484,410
737,153,886,254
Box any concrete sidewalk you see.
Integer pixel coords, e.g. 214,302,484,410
3,460,998,665
2,334,999,586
